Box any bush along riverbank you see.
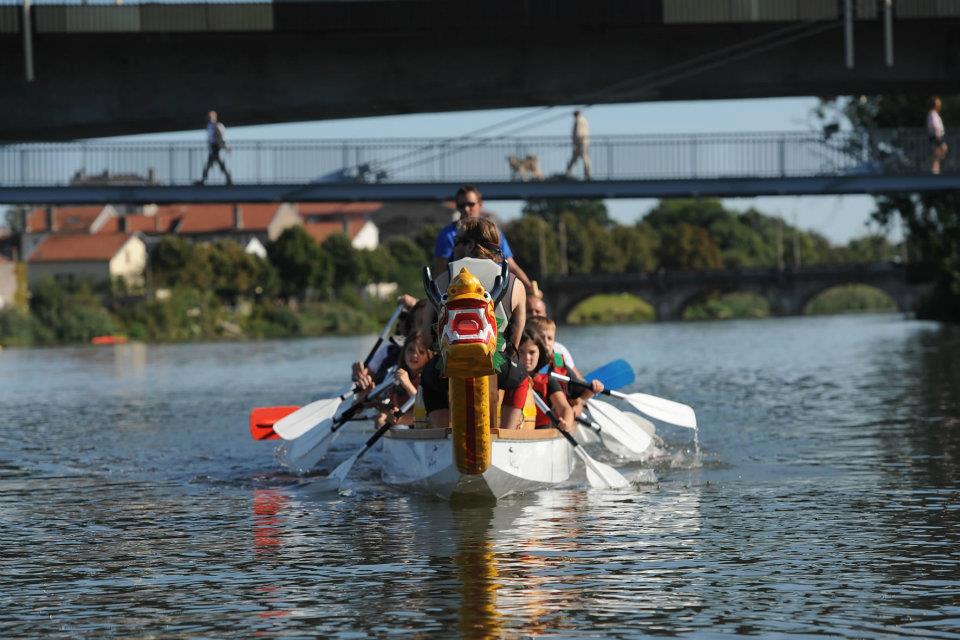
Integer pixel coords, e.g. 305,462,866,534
0,279,395,348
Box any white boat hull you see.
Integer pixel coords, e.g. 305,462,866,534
381,428,576,500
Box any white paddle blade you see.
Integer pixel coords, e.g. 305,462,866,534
586,399,654,459
274,398,343,440
619,391,698,429
278,419,341,473
574,447,630,489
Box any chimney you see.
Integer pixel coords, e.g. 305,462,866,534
118,215,127,233
233,204,243,230
46,206,56,232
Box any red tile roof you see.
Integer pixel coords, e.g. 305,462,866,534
157,203,283,234
97,212,178,234
25,206,108,233
303,219,368,245
298,202,382,218
29,233,136,263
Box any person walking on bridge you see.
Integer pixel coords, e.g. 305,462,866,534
564,109,592,180
197,110,233,185
927,96,948,175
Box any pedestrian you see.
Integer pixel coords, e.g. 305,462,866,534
564,109,592,180
197,110,232,185
433,184,532,291
927,96,948,175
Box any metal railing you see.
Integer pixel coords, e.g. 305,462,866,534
0,129,950,187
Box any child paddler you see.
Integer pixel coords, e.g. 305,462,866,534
527,315,602,419
419,217,529,430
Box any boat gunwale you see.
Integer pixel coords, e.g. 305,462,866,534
385,426,564,442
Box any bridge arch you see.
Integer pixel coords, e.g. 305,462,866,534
799,281,901,315
564,292,656,324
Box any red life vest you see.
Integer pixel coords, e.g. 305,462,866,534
532,373,551,427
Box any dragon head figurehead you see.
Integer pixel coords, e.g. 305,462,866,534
438,267,499,378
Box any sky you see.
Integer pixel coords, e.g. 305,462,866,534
113,97,885,245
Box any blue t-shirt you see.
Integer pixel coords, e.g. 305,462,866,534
433,221,513,261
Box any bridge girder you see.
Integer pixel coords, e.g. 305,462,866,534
2,7,960,141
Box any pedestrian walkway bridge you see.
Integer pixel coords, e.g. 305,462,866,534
1,130,958,204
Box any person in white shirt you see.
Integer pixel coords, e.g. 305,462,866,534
927,96,948,175
198,110,232,185
564,110,592,180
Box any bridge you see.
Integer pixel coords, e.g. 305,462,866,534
2,129,959,204
540,263,935,322
1,1,959,141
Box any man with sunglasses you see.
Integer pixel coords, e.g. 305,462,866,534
433,185,532,290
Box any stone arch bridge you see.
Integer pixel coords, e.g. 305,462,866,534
540,264,934,322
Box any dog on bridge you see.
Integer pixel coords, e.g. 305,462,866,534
507,154,544,181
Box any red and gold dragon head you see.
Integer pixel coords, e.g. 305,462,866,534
438,267,499,378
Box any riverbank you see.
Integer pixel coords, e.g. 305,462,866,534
1,284,904,348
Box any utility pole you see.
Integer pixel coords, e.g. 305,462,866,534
776,218,784,272
558,219,569,276
792,211,801,269
22,0,34,82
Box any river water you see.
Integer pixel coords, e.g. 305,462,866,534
1,314,958,638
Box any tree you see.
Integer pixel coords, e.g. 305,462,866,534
503,216,561,280
657,223,723,270
616,224,659,273
818,95,960,318
267,226,331,300
384,236,428,295
523,199,611,227
151,236,194,287
322,233,364,291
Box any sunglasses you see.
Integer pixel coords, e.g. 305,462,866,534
456,200,480,209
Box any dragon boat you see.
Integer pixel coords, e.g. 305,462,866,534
378,260,577,500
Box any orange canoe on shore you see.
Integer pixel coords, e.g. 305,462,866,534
90,335,128,345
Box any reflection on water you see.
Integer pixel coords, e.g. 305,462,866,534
1,316,959,636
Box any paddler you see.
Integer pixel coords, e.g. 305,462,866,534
420,217,530,430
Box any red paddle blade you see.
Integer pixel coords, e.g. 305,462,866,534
249,406,300,441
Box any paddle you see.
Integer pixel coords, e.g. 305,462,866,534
274,304,405,440
531,392,629,489
552,372,698,430
582,359,636,391
580,400,654,459
280,374,398,473
249,406,299,440
313,397,418,492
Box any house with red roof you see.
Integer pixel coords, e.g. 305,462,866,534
298,202,381,249
26,233,147,288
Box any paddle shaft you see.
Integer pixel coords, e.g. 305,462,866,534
357,397,417,460
331,376,397,435
531,392,579,447
362,304,405,369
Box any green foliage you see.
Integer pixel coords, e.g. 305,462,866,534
523,199,612,227
151,236,194,287
805,285,897,315
383,235,428,294
29,278,117,344
616,224,659,273
412,223,443,263
0,307,35,346
819,94,960,319
322,233,364,291
567,294,655,325
267,226,331,300
683,292,770,321
503,216,562,280
360,246,399,283
657,223,724,269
